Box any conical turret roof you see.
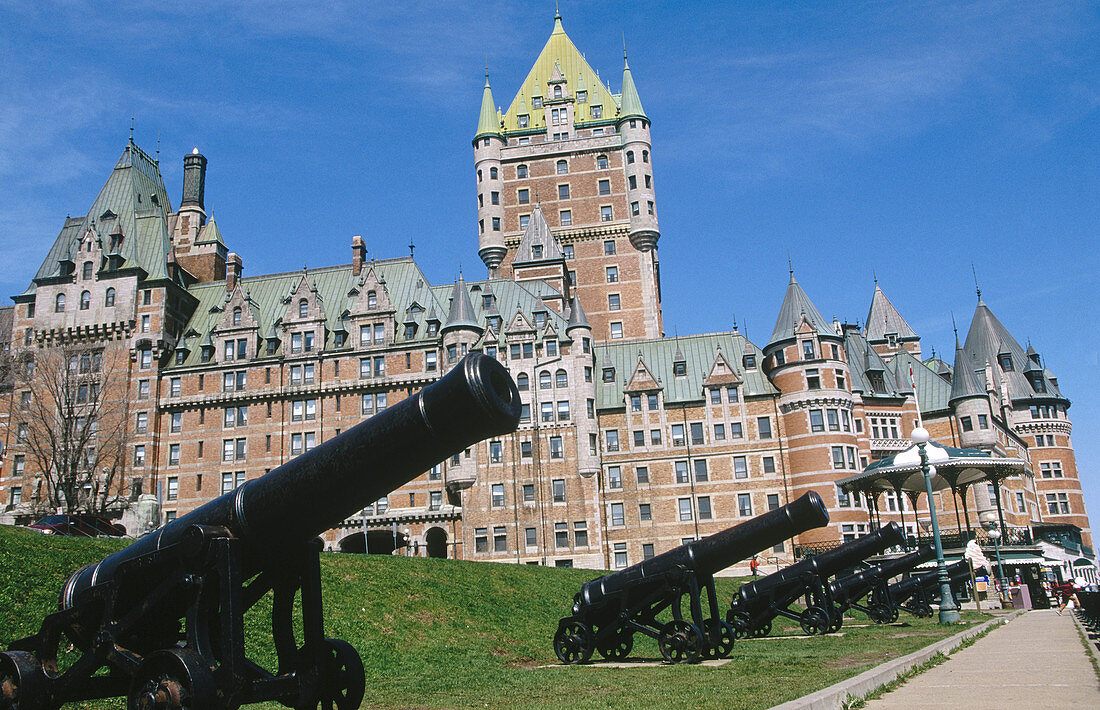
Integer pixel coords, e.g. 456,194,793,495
618,58,647,121
768,272,833,347
513,205,564,263
949,340,985,404
442,273,481,333
566,296,590,332
474,75,501,141
866,283,917,343
963,300,1065,403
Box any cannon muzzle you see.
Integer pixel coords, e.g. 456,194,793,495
829,545,935,602
61,353,520,610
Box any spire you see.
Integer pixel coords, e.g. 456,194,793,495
949,340,984,405
442,273,481,334
618,56,647,121
865,282,918,343
474,73,501,142
513,205,564,263
565,296,590,332
768,272,832,347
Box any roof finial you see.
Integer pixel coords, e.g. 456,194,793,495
623,32,627,61
873,267,878,285
554,0,560,20
787,252,794,281
408,238,415,258
732,312,738,332
971,263,981,302
155,131,160,163
951,312,959,345
129,113,134,143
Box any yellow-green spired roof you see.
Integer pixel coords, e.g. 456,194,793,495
501,15,620,133
474,75,502,141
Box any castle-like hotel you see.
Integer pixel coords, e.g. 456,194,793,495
0,16,1091,577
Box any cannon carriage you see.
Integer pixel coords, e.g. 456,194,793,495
828,545,935,624
725,522,906,638
553,492,830,665
887,560,971,618
1,354,521,710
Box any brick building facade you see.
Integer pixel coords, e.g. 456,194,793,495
0,14,1092,573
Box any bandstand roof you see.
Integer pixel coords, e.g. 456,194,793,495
838,439,1029,494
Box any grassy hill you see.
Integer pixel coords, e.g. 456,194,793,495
0,525,986,709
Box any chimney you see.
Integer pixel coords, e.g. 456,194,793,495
226,252,243,291
352,235,366,276
181,148,208,213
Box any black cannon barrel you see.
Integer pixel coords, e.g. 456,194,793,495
890,560,970,602
829,545,935,600
62,353,520,609
577,491,829,610
735,521,905,602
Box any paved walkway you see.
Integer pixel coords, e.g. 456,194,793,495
864,609,1099,709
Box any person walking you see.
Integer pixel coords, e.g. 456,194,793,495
1057,588,1080,615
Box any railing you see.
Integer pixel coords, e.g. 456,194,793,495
798,525,1037,559
794,540,843,559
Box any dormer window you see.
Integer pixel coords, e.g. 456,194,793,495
774,349,786,366
591,105,603,119
887,334,897,348
404,323,417,340
673,361,687,377
742,353,756,370
532,97,542,109
82,261,93,280
367,291,377,310
602,367,615,382
518,114,529,128
553,85,562,99
534,311,547,329
298,299,308,318
427,321,438,337
232,307,242,326
999,354,1013,371
802,341,815,359
532,245,543,259
577,90,587,103
482,295,493,309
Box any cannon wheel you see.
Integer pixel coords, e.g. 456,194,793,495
799,607,830,636
701,619,735,659
1,650,46,710
127,648,218,710
868,603,892,624
658,620,702,664
915,604,934,618
726,612,751,640
827,609,844,634
887,607,900,624
596,629,633,661
317,639,366,710
750,621,772,638
554,621,594,665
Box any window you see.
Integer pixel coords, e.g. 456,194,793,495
517,164,528,178
690,422,704,445
694,459,708,482
492,217,500,231
610,503,625,526
493,527,507,552
679,498,693,521
169,377,181,397
1046,493,1069,515
629,175,637,190
605,430,619,451
559,210,572,226
978,414,989,429
714,423,725,440
490,191,499,205
763,457,776,474
610,322,623,339
633,430,645,447
960,416,973,432
608,293,620,311
134,445,146,467
626,150,635,164
518,188,529,204
757,417,772,439
698,497,712,520
136,412,148,434
517,114,529,128
738,493,753,517
557,400,569,421
590,104,603,119
837,484,850,508
522,527,537,549
809,409,824,432
631,201,640,216
77,290,90,310
491,484,505,507
522,483,535,500
827,409,840,431
138,380,150,399
832,446,846,470
606,265,619,283
650,429,662,445
613,542,627,568
170,412,182,433
489,440,503,464
806,368,821,389
639,503,652,521
168,444,180,467
636,466,649,483
743,354,756,369
649,394,660,410
671,424,685,446
555,159,568,175
734,456,748,479
489,167,498,179
223,437,247,462
999,354,1013,371
675,460,689,484
475,528,488,553
557,183,570,200
13,456,25,476
541,402,553,422
598,179,611,195
1040,462,1063,478
1015,491,1026,513
549,436,563,459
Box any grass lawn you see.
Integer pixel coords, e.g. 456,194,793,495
0,525,988,709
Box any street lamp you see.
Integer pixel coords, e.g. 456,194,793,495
912,427,962,623
981,512,1008,606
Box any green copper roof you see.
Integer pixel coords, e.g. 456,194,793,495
768,272,834,346
866,283,917,343
949,339,986,405
963,300,1065,404
895,348,952,413
442,273,481,333
501,16,620,133
195,218,225,246
618,59,647,121
474,76,502,141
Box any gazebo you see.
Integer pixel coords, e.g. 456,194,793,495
837,440,1030,543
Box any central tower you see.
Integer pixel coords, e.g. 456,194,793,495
474,14,663,341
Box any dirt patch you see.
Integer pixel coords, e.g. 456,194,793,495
890,632,942,638
823,651,887,670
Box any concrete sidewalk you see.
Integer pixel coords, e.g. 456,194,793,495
863,609,1099,709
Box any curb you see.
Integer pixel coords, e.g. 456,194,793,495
770,611,1023,710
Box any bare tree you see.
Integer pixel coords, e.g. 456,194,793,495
15,344,133,514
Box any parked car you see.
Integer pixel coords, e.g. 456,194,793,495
26,514,126,537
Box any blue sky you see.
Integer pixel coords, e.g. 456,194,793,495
2,1,1098,528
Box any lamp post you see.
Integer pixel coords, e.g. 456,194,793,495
987,526,1008,606
912,427,962,623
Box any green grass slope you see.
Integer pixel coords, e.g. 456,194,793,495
0,525,987,709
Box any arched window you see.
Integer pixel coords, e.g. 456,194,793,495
79,291,90,310
553,85,562,99
556,369,568,388
540,371,552,389
626,150,635,164
104,288,115,307
642,150,649,163
556,159,568,175
489,167,498,179
82,261,93,280
298,299,308,318
516,373,529,391
517,164,528,178
55,293,66,312
477,169,482,182
367,291,377,310
233,307,242,326
597,154,609,169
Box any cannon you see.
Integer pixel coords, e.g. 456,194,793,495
888,560,971,618
1,353,520,710
828,545,935,624
726,521,905,637
553,491,829,665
